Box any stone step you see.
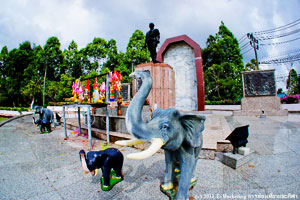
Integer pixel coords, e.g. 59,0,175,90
66,114,233,151
66,121,217,159
65,122,133,143
92,114,126,119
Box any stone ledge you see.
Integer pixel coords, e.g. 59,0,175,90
234,110,288,116
66,122,217,159
217,141,233,152
199,150,216,160
222,150,255,169
65,123,133,143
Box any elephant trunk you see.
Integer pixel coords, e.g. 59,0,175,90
79,150,90,173
116,71,165,160
31,98,34,110
125,71,154,141
32,117,36,125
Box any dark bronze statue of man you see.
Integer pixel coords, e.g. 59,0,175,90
145,23,160,63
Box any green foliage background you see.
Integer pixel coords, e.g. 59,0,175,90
286,69,300,95
0,30,150,107
202,22,244,102
2,22,295,108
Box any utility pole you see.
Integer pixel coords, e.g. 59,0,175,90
131,51,135,73
43,60,47,107
247,33,259,70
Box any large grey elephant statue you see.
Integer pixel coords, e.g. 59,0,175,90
116,70,206,200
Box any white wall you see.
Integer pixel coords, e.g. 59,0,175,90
163,42,198,111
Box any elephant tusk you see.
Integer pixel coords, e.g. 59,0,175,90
161,183,174,190
92,169,98,176
126,138,164,160
115,139,146,146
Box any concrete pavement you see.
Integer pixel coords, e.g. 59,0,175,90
0,114,300,200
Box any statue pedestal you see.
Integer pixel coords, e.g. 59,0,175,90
133,63,175,109
234,70,288,116
234,96,288,116
222,150,255,169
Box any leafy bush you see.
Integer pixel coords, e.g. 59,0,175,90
205,99,241,105
280,95,299,104
0,107,30,111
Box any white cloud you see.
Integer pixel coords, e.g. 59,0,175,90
0,0,103,50
31,0,103,49
0,0,299,69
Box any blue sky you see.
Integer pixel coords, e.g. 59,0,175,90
1,0,299,90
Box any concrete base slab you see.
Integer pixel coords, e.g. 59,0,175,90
234,96,288,116
222,151,255,169
238,147,250,156
234,110,288,116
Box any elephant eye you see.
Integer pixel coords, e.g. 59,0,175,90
160,123,170,130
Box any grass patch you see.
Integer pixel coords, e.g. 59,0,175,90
0,107,30,112
0,117,9,122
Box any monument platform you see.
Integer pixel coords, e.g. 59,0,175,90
222,150,255,169
235,70,288,116
234,96,288,116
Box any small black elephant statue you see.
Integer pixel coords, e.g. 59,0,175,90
116,70,206,200
32,117,51,133
79,148,124,191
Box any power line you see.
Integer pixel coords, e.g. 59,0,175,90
241,47,252,55
238,34,246,42
260,36,300,45
239,40,250,49
255,28,300,40
238,35,248,44
242,19,300,66
240,42,251,51
259,48,300,60
240,45,251,52
253,18,300,35
259,53,300,64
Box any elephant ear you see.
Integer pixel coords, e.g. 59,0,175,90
180,114,206,148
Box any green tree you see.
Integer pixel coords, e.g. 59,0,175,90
3,42,35,106
296,76,300,94
21,45,45,105
0,46,9,106
0,46,8,75
202,22,244,101
83,37,107,73
104,39,119,71
64,40,84,78
114,52,132,83
126,30,150,70
245,59,259,71
43,37,64,81
42,37,64,105
46,74,73,102
286,69,298,95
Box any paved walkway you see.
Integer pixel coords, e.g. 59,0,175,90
0,114,299,200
